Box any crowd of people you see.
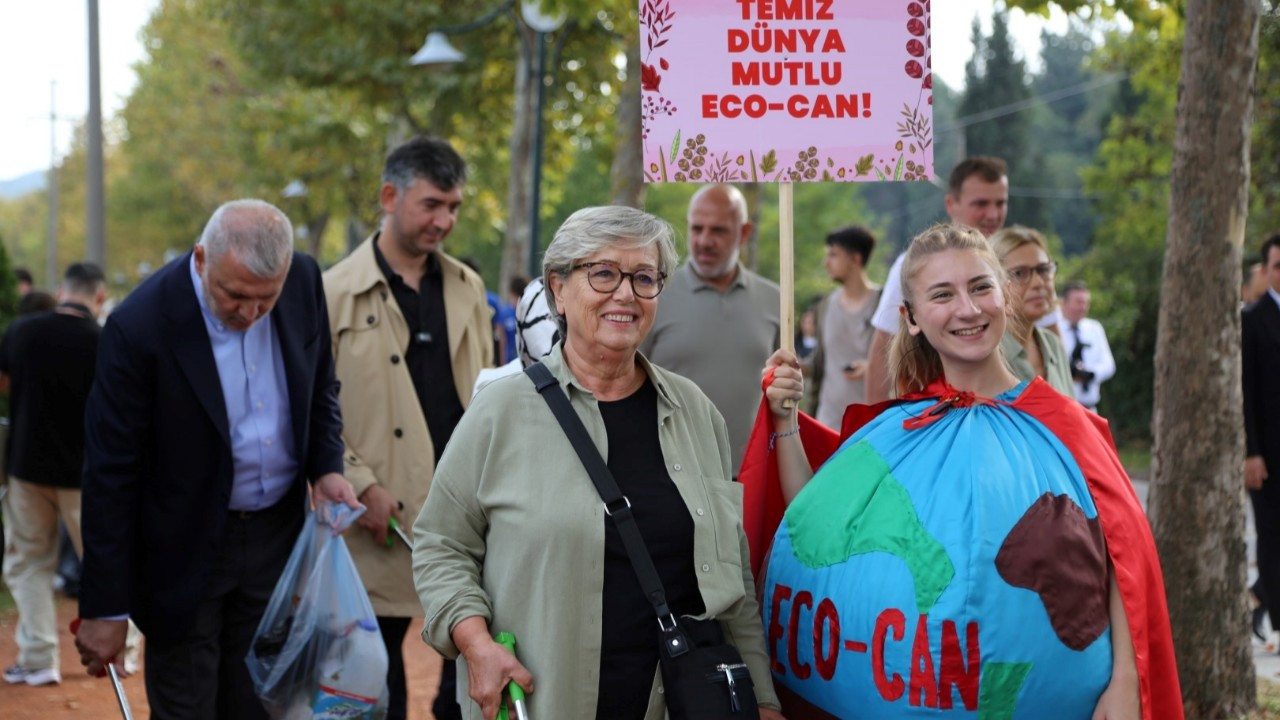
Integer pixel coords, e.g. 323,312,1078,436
0,134,1265,719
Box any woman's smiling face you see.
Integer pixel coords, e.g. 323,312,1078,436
906,248,1009,374
550,243,661,357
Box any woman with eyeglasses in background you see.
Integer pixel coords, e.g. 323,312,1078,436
990,226,1075,396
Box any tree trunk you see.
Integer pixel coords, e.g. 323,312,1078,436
305,213,329,259
1149,0,1260,717
501,25,536,297
610,40,643,208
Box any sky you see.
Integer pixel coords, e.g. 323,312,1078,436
0,0,1067,183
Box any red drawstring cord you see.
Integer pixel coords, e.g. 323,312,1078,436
901,384,1006,430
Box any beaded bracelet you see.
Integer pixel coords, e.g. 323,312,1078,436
769,426,801,450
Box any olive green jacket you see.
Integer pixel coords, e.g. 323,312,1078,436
1001,325,1074,396
412,343,780,719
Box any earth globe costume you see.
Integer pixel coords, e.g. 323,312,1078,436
740,375,1181,719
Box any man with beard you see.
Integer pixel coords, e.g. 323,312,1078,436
323,136,492,720
640,184,780,476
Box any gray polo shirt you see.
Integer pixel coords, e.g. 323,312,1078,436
640,262,780,475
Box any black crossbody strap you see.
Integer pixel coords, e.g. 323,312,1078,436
524,363,683,639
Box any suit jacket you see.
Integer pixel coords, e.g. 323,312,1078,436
79,251,344,644
1244,293,1280,475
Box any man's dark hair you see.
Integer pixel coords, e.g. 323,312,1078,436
509,275,529,299
1061,280,1089,300
14,267,32,285
1262,233,1280,266
17,290,55,316
824,225,876,265
383,136,467,192
947,156,1008,196
63,262,106,297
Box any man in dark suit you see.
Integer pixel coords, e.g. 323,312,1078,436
1245,232,1280,638
73,199,359,718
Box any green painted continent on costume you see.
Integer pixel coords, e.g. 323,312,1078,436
976,662,1033,719
783,439,954,613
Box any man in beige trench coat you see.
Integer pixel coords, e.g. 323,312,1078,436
324,136,492,720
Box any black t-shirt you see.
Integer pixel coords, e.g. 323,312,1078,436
596,377,704,720
0,304,101,488
373,238,465,463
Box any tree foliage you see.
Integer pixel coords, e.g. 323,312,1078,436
1070,6,1182,442
206,0,636,288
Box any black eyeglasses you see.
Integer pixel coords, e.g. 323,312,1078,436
1006,262,1057,284
571,262,666,298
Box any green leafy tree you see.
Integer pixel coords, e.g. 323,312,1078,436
208,0,636,291
1018,0,1265,713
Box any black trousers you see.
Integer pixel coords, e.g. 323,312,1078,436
377,616,410,720
435,657,462,720
1252,486,1280,629
143,500,301,720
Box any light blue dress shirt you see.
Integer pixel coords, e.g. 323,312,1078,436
190,256,297,511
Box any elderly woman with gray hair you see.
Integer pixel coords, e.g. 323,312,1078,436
413,205,783,720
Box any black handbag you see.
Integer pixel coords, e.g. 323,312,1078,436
525,363,759,719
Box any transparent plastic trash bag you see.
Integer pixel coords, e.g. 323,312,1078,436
246,502,389,719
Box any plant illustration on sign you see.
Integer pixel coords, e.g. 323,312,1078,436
856,0,933,181
640,0,676,141
640,0,934,184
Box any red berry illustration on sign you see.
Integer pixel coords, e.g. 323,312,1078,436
907,39,924,58
907,18,925,36
905,60,923,79
908,2,924,17
923,73,932,89
642,63,662,92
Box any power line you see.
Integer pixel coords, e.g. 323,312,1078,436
936,72,1129,134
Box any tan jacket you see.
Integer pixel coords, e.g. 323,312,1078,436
324,235,492,616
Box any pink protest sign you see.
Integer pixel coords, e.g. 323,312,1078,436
641,0,934,184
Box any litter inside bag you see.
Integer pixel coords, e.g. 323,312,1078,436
247,502,389,719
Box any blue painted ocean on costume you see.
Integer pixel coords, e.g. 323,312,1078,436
763,384,1113,718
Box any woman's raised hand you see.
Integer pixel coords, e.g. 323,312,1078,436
763,348,803,420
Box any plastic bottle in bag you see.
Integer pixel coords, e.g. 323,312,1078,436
312,618,386,719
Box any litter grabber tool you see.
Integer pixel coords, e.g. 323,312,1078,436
494,631,529,720
384,516,412,550
70,618,134,720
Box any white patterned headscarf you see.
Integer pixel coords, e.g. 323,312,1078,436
516,278,560,367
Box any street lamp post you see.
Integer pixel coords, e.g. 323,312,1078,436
411,1,565,282
47,81,59,290
86,0,105,267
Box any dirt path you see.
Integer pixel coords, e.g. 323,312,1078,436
0,595,443,719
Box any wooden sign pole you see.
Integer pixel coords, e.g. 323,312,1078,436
778,182,795,409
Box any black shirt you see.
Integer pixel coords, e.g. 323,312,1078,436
595,377,704,720
373,237,464,463
0,303,101,488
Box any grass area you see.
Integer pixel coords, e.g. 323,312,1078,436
1251,678,1280,718
1115,441,1152,478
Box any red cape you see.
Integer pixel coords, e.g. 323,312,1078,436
739,378,1182,720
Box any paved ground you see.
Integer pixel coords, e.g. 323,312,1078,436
1130,476,1280,680
0,598,444,720
1,477,1274,716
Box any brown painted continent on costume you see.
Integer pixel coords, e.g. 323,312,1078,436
995,492,1109,651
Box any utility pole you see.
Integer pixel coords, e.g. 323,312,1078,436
47,81,58,289
86,0,105,267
